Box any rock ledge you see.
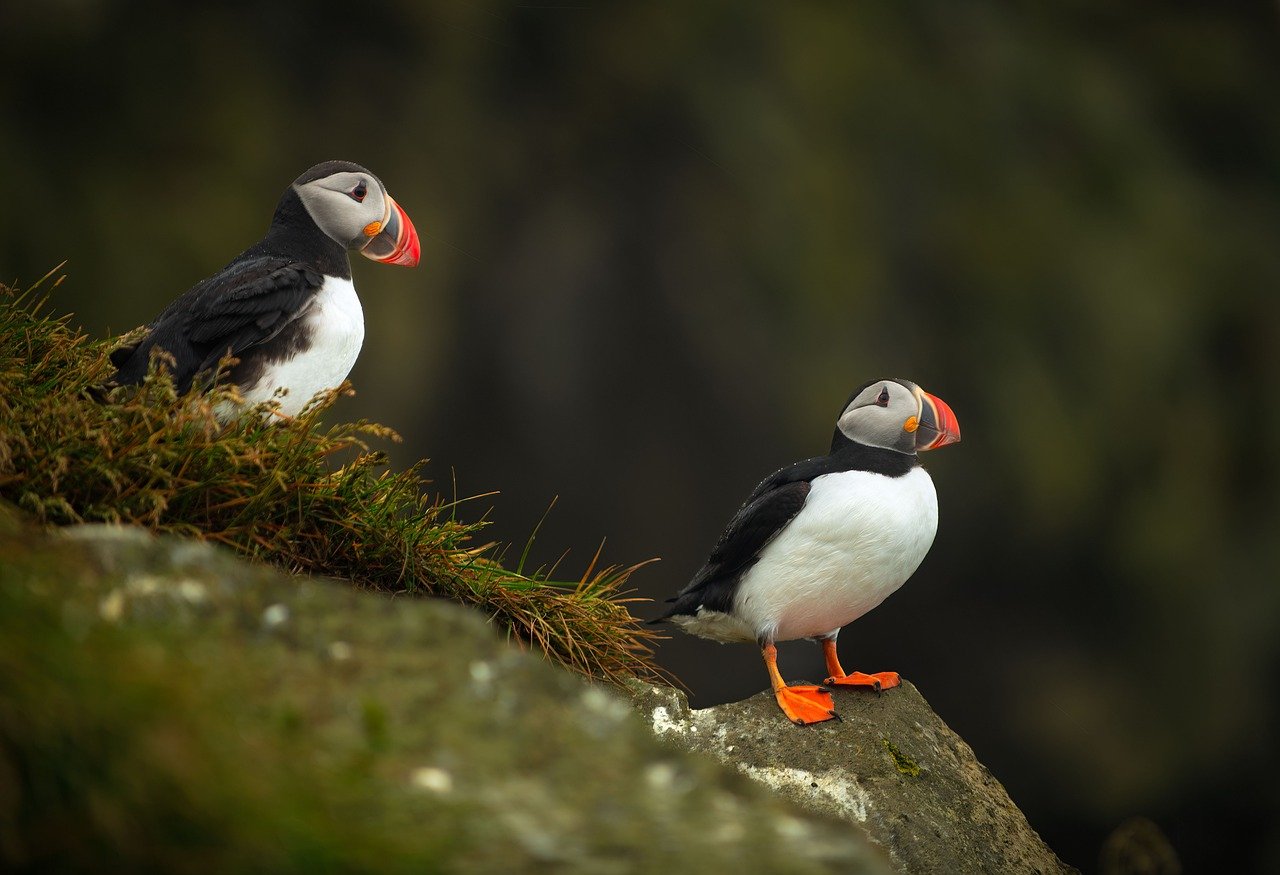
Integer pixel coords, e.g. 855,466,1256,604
632,680,1074,874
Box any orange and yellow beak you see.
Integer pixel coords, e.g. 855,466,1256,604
914,388,961,451
360,194,420,267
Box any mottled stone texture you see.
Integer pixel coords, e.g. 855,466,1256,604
0,518,889,874
632,681,1075,874
2,512,1070,874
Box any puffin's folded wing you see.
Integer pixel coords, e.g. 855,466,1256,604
698,481,813,582
663,480,813,617
183,260,324,374
108,258,325,392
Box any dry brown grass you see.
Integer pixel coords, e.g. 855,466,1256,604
0,270,665,685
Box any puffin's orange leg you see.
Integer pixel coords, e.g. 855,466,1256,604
821,638,900,691
762,643,838,725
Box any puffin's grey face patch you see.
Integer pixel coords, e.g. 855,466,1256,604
836,379,921,454
295,171,389,250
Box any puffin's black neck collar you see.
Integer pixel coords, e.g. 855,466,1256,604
258,188,352,279
828,431,919,477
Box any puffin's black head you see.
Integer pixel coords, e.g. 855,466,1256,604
285,160,420,266
832,378,961,455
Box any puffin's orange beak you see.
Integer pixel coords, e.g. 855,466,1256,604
360,194,420,267
915,390,960,451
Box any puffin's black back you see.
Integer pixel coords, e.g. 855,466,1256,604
108,180,351,392
654,441,919,624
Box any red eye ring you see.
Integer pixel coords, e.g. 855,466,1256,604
875,387,890,407
351,182,368,202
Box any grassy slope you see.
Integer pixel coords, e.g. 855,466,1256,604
0,273,664,685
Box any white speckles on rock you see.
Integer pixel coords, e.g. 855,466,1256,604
126,575,162,597
410,767,453,794
328,641,353,662
774,814,811,841
712,818,746,845
165,540,219,569
580,687,629,721
99,590,125,622
175,579,208,604
741,766,872,823
645,761,678,791
650,702,726,737
261,603,289,628
651,705,687,736
97,575,208,622
60,523,154,545
488,780,584,862
577,687,633,740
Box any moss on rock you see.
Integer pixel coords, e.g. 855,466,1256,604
881,739,921,778
0,519,889,874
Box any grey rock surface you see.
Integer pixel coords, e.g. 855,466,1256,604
3,512,1072,874
1,518,891,874
632,680,1075,874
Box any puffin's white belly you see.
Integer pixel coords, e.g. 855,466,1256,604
242,277,365,417
726,467,938,643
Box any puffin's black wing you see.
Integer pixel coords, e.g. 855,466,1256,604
695,480,813,588
109,257,323,392
652,445,919,623
655,474,814,622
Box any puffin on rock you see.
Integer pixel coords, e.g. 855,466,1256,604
654,379,961,725
108,160,420,418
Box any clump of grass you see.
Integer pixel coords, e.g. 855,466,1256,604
0,270,665,685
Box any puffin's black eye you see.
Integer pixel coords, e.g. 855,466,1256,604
351,182,368,202
875,387,891,407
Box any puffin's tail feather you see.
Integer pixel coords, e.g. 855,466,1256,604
649,591,703,625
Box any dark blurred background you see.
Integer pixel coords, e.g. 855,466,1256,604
3,1,1278,870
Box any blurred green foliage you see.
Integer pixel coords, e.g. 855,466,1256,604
0,515,460,874
2,2,1278,870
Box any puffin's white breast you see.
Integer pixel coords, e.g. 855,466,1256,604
242,276,365,417
728,466,939,643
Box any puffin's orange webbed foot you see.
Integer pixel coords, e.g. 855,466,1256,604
821,638,900,691
761,642,840,725
824,670,900,691
774,684,839,725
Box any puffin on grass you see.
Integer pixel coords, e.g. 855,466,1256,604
654,379,961,725
108,160,420,418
